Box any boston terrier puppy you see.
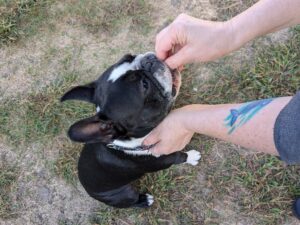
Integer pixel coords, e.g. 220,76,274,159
61,52,201,208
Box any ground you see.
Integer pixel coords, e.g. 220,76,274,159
0,0,299,225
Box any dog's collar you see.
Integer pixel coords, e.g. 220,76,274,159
106,143,156,151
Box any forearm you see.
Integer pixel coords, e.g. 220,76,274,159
226,0,300,52
183,97,292,155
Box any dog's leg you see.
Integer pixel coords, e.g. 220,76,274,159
142,150,201,173
90,184,154,208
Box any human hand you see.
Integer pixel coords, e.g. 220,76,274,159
155,13,234,69
143,106,195,155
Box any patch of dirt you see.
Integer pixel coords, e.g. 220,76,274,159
0,0,297,224
196,141,298,224
0,0,218,101
1,140,98,225
188,141,258,224
0,141,17,168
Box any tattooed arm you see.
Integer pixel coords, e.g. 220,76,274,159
144,97,292,155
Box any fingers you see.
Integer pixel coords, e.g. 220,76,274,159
148,142,162,155
143,130,159,146
155,26,174,60
164,46,191,69
143,129,167,155
155,14,191,69
155,27,190,69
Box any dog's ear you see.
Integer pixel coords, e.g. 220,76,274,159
68,115,116,143
61,82,96,103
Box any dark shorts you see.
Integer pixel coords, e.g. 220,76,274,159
274,91,300,165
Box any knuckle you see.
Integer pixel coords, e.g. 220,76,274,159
172,18,187,33
177,13,187,20
168,22,177,33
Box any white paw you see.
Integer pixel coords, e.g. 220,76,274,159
146,194,154,206
185,150,201,166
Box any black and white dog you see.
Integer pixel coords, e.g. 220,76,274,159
61,52,201,208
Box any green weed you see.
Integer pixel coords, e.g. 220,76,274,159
0,0,52,45
185,26,300,104
54,139,82,185
0,73,94,145
0,163,19,219
67,0,153,35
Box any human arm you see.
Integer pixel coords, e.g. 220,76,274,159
143,97,293,155
156,0,300,68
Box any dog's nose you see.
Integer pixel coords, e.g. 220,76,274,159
144,53,157,61
140,54,163,73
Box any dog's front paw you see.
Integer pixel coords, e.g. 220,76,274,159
146,194,154,206
185,150,201,166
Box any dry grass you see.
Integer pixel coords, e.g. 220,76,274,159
0,0,299,224
210,0,258,20
54,138,82,185
0,0,52,45
0,162,19,219
67,0,153,35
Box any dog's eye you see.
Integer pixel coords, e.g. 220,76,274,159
127,73,137,82
142,79,149,91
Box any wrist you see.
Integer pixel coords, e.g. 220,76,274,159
222,19,247,54
179,104,211,133
213,20,242,58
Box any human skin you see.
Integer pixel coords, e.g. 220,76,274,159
155,0,300,68
143,0,300,155
144,97,292,155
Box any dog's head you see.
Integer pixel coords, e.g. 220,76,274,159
61,52,181,143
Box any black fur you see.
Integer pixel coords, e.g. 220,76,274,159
61,53,192,208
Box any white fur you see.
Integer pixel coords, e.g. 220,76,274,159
123,150,155,156
112,137,146,148
143,52,173,94
146,194,154,206
111,137,160,157
153,70,172,94
185,150,201,166
107,52,173,96
107,54,144,82
96,106,101,112
108,62,134,82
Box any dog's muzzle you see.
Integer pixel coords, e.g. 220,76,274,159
138,52,181,98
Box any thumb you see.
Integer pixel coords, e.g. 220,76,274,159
165,46,191,69
148,142,164,155
143,131,160,146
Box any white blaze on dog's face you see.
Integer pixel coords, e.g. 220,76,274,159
107,52,180,97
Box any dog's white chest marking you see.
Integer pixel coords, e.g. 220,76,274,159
111,137,160,157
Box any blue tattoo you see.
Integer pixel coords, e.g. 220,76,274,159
224,99,273,134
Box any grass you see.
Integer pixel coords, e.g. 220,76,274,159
0,0,52,45
206,149,300,224
0,1,299,224
211,0,258,20
91,167,198,225
0,72,94,145
0,163,19,219
178,26,300,105
174,26,300,224
67,0,153,35
53,138,82,185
